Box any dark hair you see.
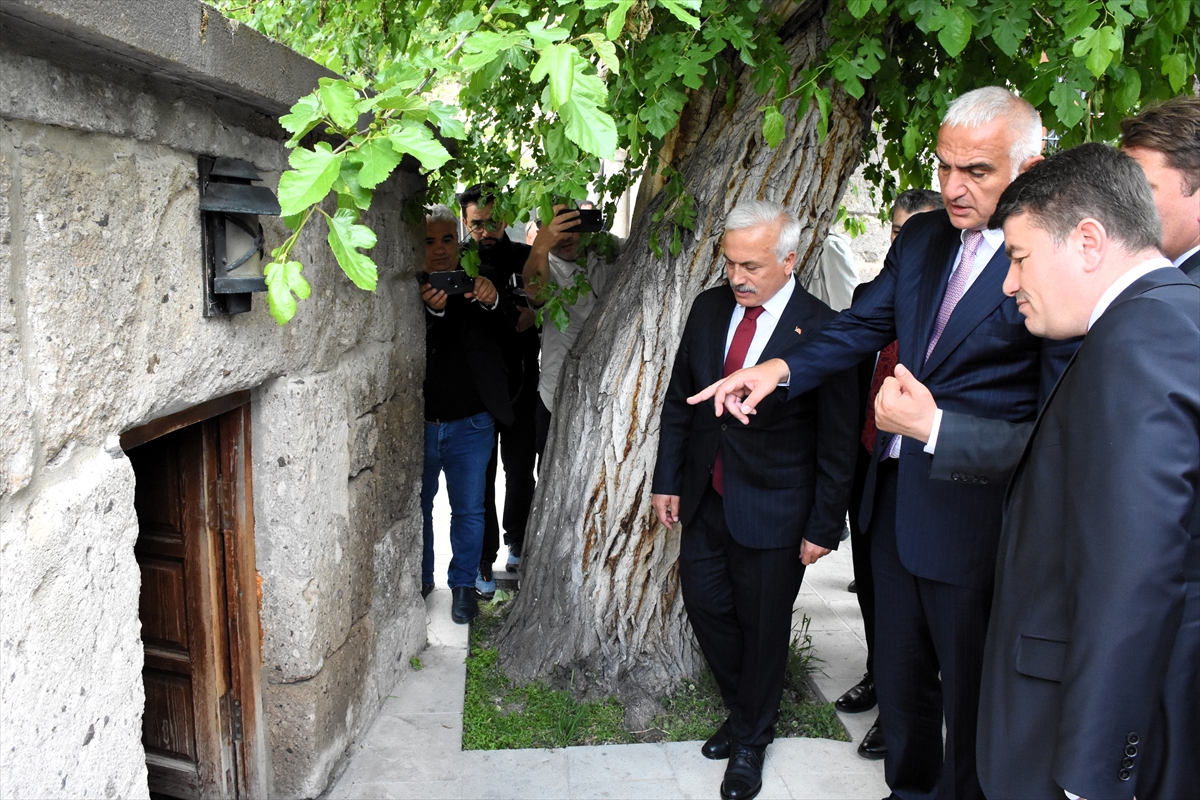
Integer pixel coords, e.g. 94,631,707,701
457,183,497,215
891,189,943,218
1120,96,1200,195
989,143,1161,252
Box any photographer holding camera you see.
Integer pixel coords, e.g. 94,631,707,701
524,203,623,454
418,204,513,625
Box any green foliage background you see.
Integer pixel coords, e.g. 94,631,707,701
216,0,1197,324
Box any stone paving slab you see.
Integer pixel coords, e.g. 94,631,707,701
328,481,886,799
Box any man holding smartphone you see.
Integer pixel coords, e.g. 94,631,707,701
419,204,513,624
524,203,623,454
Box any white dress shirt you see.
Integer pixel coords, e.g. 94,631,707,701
914,227,1005,454
723,276,796,368
1088,257,1175,330
1173,244,1200,269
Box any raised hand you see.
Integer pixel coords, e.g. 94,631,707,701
875,363,938,442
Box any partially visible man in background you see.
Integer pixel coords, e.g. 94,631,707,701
836,188,945,763
1120,96,1200,283
458,185,539,588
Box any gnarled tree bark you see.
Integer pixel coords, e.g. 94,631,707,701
497,0,876,703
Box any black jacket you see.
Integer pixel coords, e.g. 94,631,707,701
652,278,858,550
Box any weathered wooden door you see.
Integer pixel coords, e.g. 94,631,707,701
126,396,262,799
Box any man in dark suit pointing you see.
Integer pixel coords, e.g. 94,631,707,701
652,200,857,800
691,88,1078,799
978,143,1200,800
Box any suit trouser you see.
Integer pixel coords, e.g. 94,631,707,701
870,460,990,800
679,486,804,750
848,442,875,678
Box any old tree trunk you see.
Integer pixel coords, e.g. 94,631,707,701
498,0,876,707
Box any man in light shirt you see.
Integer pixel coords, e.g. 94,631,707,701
977,143,1199,800
523,204,622,455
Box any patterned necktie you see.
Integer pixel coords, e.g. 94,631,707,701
925,229,984,363
885,230,985,460
713,305,765,495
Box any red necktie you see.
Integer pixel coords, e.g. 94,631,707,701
860,341,899,453
713,305,765,495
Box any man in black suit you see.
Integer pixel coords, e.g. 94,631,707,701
1120,96,1200,284
652,200,858,800
978,143,1200,800
692,88,1078,799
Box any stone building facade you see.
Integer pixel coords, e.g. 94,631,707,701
0,2,428,797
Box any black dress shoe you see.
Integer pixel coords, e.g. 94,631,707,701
421,583,435,599
847,580,858,593
857,718,886,760
720,746,764,800
835,673,876,713
701,719,732,760
450,586,478,624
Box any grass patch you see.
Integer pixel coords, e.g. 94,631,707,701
463,599,848,750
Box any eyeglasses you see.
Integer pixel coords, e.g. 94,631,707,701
466,218,500,232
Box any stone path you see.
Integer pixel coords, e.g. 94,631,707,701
327,480,886,799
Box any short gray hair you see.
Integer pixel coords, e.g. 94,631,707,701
943,87,1043,177
725,200,801,264
426,203,458,224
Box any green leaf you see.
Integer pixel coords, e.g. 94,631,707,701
583,33,620,74
372,89,429,116
278,142,343,216
938,5,973,57
1112,67,1142,113
526,20,570,49
762,106,786,148
326,209,378,291
1161,0,1190,33
1049,80,1088,128
1162,53,1189,91
847,0,873,19
676,56,707,89
427,101,467,140
814,87,831,142
1085,26,1118,77
336,160,373,211
606,0,634,40
991,14,1027,57
353,137,404,189
1061,3,1101,39
544,122,580,162
531,44,578,108
562,95,618,158
280,94,323,145
318,78,360,130
659,0,701,29
388,125,452,171
264,260,312,325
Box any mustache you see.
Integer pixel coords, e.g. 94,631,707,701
733,283,757,294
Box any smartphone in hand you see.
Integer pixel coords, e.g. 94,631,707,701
419,270,473,295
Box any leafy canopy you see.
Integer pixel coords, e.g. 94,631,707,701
218,0,1197,324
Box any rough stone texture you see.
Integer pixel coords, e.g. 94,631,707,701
839,160,893,280
0,6,428,798
0,448,148,800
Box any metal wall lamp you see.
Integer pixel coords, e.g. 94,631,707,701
199,156,281,316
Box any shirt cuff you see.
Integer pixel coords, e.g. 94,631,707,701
1064,791,1080,800
922,408,944,454
425,305,445,318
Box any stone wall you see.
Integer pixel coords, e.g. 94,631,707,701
0,2,427,797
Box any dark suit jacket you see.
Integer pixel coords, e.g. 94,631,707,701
1179,248,1200,284
977,268,1200,800
652,279,858,550
777,210,1077,589
423,263,515,427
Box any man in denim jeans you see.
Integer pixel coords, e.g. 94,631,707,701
419,205,515,623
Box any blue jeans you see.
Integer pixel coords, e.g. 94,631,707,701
421,412,495,589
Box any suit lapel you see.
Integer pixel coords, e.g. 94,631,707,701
912,229,959,369
759,278,814,363
921,246,1010,378
1004,346,1079,506
708,291,737,382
